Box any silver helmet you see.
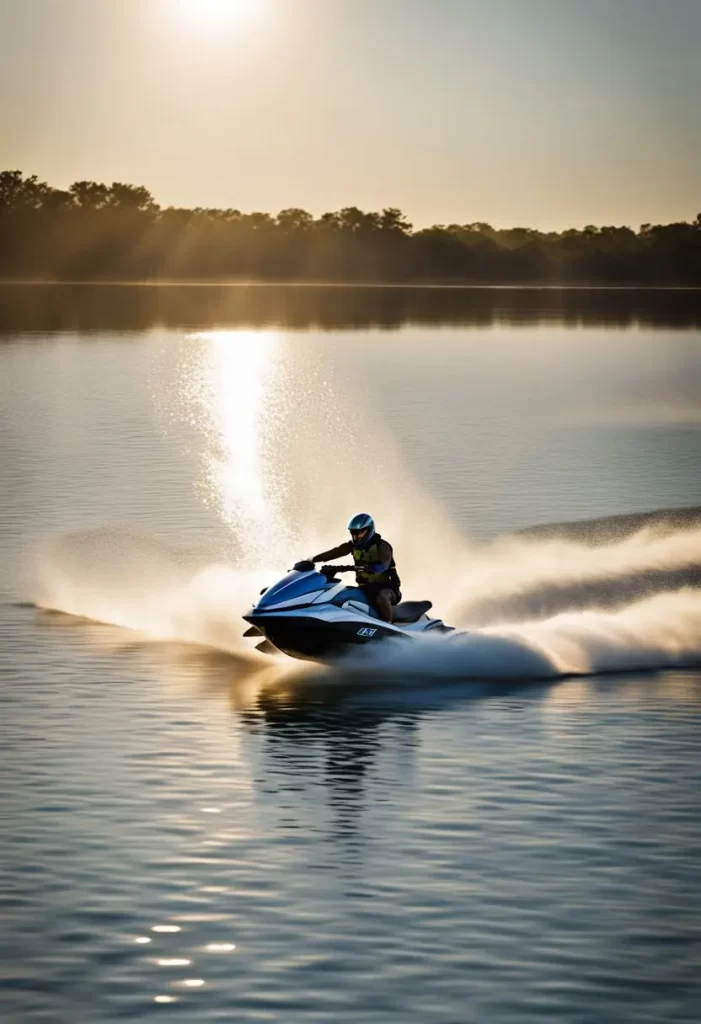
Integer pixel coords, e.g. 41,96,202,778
347,512,375,548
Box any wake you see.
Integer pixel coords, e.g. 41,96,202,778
27,513,701,684
339,587,701,682
29,529,267,661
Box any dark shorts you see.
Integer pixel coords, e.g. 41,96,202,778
360,583,401,609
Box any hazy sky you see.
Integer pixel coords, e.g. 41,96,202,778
1,0,699,229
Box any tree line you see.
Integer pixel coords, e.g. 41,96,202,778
1,170,700,284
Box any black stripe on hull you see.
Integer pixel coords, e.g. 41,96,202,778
243,614,405,660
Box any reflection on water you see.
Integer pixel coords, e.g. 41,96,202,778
181,329,293,566
245,685,411,843
2,282,701,334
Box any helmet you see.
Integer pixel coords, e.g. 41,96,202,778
347,512,375,548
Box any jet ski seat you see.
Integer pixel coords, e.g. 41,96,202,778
393,600,433,624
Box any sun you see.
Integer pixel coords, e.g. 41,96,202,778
179,0,260,23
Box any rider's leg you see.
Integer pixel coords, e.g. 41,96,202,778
375,588,395,623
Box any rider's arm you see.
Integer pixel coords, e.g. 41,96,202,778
310,540,353,562
366,539,392,574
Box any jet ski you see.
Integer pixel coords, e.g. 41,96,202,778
243,562,454,660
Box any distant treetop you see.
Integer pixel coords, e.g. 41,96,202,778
1,170,699,284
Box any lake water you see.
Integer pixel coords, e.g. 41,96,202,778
2,285,701,1023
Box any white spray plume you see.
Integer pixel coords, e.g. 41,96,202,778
28,523,701,685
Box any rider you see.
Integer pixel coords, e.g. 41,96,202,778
307,513,401,623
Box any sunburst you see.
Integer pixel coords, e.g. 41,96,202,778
178,0,260,25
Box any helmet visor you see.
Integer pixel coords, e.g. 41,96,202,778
350,528,368,545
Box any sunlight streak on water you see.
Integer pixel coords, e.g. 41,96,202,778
183,330,292,566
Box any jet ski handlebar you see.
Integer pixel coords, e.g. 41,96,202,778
291,560,360,580
320,564,358,578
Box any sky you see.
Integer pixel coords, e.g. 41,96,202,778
0,0,699,230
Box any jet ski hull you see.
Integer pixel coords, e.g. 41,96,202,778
243,611,404,660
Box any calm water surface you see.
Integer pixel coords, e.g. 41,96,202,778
1,286,701,1022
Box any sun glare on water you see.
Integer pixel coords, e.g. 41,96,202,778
182,329,293,568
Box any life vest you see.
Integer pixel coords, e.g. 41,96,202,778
352,533,401,588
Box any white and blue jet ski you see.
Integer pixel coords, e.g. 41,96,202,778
243,562,454,660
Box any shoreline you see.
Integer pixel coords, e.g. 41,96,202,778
2,279,701,291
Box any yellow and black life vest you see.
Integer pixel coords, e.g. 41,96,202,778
352,533,401,588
